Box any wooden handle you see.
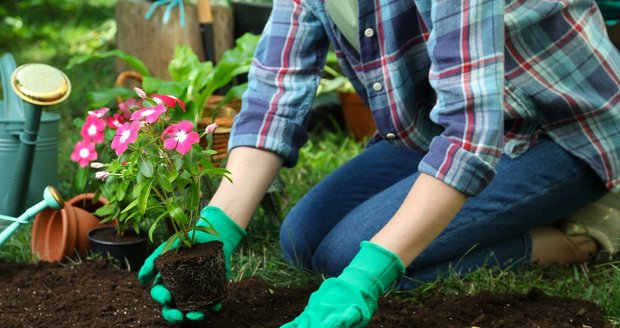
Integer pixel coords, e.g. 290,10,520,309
198,0,213,24
114,70,144,105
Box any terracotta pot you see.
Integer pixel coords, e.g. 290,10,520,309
338,92,377,141
31,204,77,262
31,193,109,262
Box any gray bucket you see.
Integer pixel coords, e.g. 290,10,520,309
0,53,60,219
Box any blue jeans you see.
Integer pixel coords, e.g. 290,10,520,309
279,137,607,290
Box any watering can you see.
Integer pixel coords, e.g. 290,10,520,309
0,53,70,220
0,186,64,246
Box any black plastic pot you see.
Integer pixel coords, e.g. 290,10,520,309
87,226,147,272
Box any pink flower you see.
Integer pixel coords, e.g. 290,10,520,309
81,115,106,144
105,113,125,129
111,121,141,156
162,121,200,155
152,94,186,112
71,140,98,167
204,123,218,134
134,87,147,99
130,104,166,123
88,107,109,118
118,98,140,120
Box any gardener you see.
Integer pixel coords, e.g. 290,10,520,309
139,0,620,326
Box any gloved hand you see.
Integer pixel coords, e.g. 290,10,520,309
138,205,246,323
281,241,405,328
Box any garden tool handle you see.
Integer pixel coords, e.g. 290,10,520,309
198,0,217,63
3,63,70,216
114,70,143,105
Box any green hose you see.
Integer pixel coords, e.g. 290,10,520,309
597,0,620,25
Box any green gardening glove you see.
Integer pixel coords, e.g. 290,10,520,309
138,205,247,324
281,241,405,328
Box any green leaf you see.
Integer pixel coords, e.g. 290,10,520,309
162,232,181,253
138,180,153,215
116,181,127,200
73,167,89,192
121,198,140,214
142,76,189,98
87,87,136,108
67,49,151,77
193,225,218,236
157,174,173,192
94,203,115,217
168,206,189,225
187,181,200,210
148,211,170,242
139,157,154,178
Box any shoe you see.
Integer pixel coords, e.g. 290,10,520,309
559,192,620,263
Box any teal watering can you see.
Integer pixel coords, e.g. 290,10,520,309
0,53,71,245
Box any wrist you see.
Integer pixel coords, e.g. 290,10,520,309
340,241,405,298
199,205,247,253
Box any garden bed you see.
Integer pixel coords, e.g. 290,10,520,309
0,260,611,327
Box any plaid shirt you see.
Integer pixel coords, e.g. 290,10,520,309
230,0,620,196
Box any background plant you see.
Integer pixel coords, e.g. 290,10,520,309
68,33,260,124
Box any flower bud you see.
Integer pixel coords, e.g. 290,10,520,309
134,87,147,99
90,162,105,169
205,123,218,134
95,171,110,180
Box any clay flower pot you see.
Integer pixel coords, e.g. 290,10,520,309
154,241,228,312
338,91,377,141
87,226,147,271
31,193,108,262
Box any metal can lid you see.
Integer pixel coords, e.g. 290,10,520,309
11,63,71,106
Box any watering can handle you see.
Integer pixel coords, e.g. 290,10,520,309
0,53,28,121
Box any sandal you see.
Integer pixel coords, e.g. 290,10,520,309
558,192,620,263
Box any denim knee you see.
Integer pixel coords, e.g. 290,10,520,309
279,212,314,270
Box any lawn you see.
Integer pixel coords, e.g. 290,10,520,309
1,1,619,326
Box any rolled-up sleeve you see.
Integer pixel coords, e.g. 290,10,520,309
416,0,505,196
229,0,330,167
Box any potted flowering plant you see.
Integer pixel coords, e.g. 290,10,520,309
95,87,230,307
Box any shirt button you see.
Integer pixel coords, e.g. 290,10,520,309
364,28,375,38
385,133,397,140
372,82,383,91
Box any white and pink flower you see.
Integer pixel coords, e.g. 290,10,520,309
130,104,166,123
71,140,98,167
105,113,125,129
88,107,110,118
152,94,186,112
111,121,141,156
118,98,140,120
162,121,200,155
80,115,106,144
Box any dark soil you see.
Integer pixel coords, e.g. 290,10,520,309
155,242,228,312
0,260,611,328
89,227,145,243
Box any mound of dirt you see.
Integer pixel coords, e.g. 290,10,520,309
0,260,610,327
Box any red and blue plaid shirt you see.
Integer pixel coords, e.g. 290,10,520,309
230,0,620,196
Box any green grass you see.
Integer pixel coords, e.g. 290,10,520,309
1,1,619,326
